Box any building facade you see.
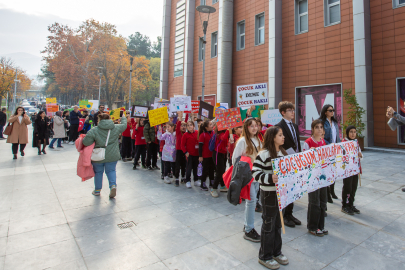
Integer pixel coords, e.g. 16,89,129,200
160,0,405,148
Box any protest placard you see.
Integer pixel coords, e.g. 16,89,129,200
170,96,191,112
148,106,169,127
272,140,360,211
237,83,268,107
191,101,200,113
46,104,59,113
78,100,93,110
131,106,148,118
216,108,243,131
260,109,283,125
109,107,125,121
198,101,214,120
88,100,99,110
46,97,56,104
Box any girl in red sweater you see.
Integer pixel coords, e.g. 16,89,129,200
211,126,230,196
121,116,134,161
302,119,328,237
133,119,147,170
182,120,199,188
198,120,214,191
175,112,188,185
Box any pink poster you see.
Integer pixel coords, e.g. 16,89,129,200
296,84,342,137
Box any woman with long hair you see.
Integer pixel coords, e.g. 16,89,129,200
7,106,31,159
319,104,340,202
232,118,262,243
49,111,67,150
33,110,50,155
252,126,289,269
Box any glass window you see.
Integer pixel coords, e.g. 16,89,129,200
201,0,206,5
175,40,184,48
176,16,185,25
175,52,183,59
401,0,405,4
237,21,245,51
255,13,265,45
175,46,183,54
211,32,218,58
325,0,340,26
297,0,308,33
174,58,183,66
212,0,218,3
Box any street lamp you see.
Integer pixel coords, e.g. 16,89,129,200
13,68,20,111
127,49,137,109
96,67,103,102
196,4,216,102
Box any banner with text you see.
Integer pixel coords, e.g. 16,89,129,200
237,83,268,107
170,96,192,112
260,109,283,126
149,106,169,127
216,108,243,131
272,140,360,210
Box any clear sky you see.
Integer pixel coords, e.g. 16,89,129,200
0,0,163,76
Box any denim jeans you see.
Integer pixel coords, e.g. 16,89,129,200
245,181,260,233
92,161,118,191
259,189,282,261
307,186,327,231
49,138,62,148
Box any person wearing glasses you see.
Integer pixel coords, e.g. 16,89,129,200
275,101,302,228
319,104,341,203
93,105,105,127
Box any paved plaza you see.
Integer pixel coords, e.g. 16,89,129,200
1,131,405,270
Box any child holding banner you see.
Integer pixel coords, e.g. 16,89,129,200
302,119,328,237
182,120,199,188
198,120,215,192
158,122,177,184
252,126,289,269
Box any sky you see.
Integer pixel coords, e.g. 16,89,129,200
0,0,163,77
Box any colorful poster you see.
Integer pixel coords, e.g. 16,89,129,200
78,100,93,110
46,97,56,104
237,83,268,107
148,106,170,127
197,95,216,107
296,84,342,137
272,140,360,210
109,107,125,121
46,105,59,113
191,101,200,113
170,96,192,112
198,101,214,120
88,100,99,111
260,109,283,126
216,108,243,131
131,106,148,118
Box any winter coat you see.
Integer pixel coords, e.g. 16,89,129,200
75,134,95,181
323,119,341,144
53,116,66,139
6,115,31,144
225,156,254,206
0,111,6,126
69,110,82,125
143,120,157,143
157,130,176,162
82,116,127,163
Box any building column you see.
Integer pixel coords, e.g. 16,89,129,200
160,0,172,99
268,0,282,109
183,0,195,96
216,0,233,105
353,0,374,147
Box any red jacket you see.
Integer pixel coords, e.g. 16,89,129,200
122,119,135,137
134,126,146,145
215,130,229,154
182,131,199,156
228,134,240,160
175,114,188,150
199,131,213,158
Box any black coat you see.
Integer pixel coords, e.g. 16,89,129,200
275,119,302,153
33,117,50,147
0,111,6,126
227,156,253,206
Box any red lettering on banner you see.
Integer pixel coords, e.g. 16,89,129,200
290,157,297,170
279,160,286,175
316,149,322,162
294,156,303,169
237,86,254,92
299,154,307,167
304,151,315,165
285,159,291,172
237,100,253,106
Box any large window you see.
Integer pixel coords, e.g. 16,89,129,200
393,0,405,8
296,0,308,34
212,0,218,4
255,13,265,46
237,20,245,51
174,0,186,77
325,0,340,26
201,0,206,5
211,32,218,58
199,38,204,62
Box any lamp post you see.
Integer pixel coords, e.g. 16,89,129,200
196,5,216,102
96,67,103,103
13,68,20,112
127,49,136,109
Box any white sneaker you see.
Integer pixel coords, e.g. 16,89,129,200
194,180,201,187
69,141,74,145
210,189,219,198
186,182,192,188
164,176,171,184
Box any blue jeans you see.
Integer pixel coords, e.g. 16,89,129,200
245,181,259,233
0,124,4,138
92,161,117,191
49,138,62,148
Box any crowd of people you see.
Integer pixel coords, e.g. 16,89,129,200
0,100,374,269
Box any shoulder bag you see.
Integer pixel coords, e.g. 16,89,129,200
91,129,111,161
4,122,13,136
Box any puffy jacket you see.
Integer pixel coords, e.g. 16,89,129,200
143,120,157,143
225,156,254,206
75,134,95,181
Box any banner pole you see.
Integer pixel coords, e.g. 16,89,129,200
279,211,286,234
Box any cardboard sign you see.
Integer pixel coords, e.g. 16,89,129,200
216,108,243,131
272,140,360,210
46,97,56,104
78,100,93,110
198,101,214,120
149,106,169,127
131,106,148,118
260,109,283,125
170,96,191,112
46,104,59,113
191,101,200,113
237,83,268,107
197,95,216,107
109,107,125,121
88,100,99,111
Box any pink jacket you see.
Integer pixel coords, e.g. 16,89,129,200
75,134,95,181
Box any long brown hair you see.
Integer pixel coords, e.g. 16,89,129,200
198,119,211,137
263,126,288,159
241,118,262,156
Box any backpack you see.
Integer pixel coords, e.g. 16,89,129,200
208,133,217,152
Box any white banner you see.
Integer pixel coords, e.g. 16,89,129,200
260,109,283,125
237,83,268,107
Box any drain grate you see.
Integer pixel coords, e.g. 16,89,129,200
117,221,136,229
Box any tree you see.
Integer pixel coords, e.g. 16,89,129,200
127,32,152,58
151,36,162,58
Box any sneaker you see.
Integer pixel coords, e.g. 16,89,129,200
109,185,117,198
152,165,160,170
69,141,74,145
289,215,302,225
201,182,208,191
274,254,289,265
255,203,263,213
186,182,192,188
164,176,171,184
57,146,64,149
244,228,261,242
308,229,324,237
49,146,55,149
142,164,147,169
194,180,201,187
341,207,354,215
321,228,328,235
122,158,127,162
283,216,295,228
92,190,101,196
168,173,173,178
148,166,153,170
175,179,179,187
161,174,164,180
219,186,228,192
181,176,186,182
210,188,219,198
258,259,280,269
133,166,137,170
352,206,360,214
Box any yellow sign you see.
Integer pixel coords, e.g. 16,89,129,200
109,107,125,121
46,97,56,104
149,106,169,127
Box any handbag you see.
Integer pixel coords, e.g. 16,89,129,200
91,130,111,161
4,122,13,136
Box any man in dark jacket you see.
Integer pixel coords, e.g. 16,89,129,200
93,105,105,126
143,119,159,170
0,108,7,139
69,106,82,144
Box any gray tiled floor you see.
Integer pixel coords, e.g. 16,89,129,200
1,131,405,270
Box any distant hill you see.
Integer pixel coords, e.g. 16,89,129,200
0,52,42,79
